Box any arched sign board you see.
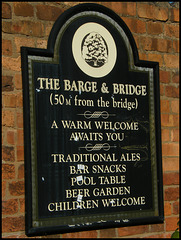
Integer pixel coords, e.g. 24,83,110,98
21,3,164,237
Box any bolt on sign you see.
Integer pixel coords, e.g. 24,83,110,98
21,3,164,237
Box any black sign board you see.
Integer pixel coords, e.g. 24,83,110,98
21,3,164,236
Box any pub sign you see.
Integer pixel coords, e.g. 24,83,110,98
21,3,164,236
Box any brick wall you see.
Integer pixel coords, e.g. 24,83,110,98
2,2,179,238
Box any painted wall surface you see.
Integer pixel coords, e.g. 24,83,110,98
2,2,179,238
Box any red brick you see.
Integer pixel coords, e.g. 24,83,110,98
2,76,14,92
2,199,18,215
36,5,64,21
14,37,36,53
17,129,24,146
173,115,179,126
171,129,179,142
18,164,24,179
99,228,116,238
173,201,179,215
61,2,78,7
111,2,136,16
3,234,28,238
139,52,147,61
9,181,25,196
142,37,168,52
41,234,61,238
160,71,171,83
2,56,21,72
173,40,179,53
160,84,164,96
24,21,40,36
101,2,112,10
2,20,44,37
122,17,146,34
164,187,179,201
172,71,179,83
161,129,170,142
135,19,147,34
3,93,17,108
161,114,170,127
165,24,179,38
171,100,179,113
163,157,179,172
123,2,137,16
45,23,54,37
151,38,172,52
2,216,25,232
16,92,23,107
162,143,179,156
19,198,25,213
14,73,22,90
165,217,179,231
147,53,163,67
63,230,97,238
170,8,179,22
147,22,163,35
163,172,179,185
161,114,178,127
160,99,170,113
17,112,24,128
17,146,24,161
164,54,179,68
2,110,15,127
2,181,6,198
118,225,149,237
2,130,4,145
2,39,12,56
2,146,15,162
7,130,15,145
14,2,34,17
140,37,152,51
165,85,179,98
145,233,171,238
2,3,12,19
133,35,140,49
2,21,20,34
150,223,164,232
157,39,172,52
37,39,47,49
164,202,172,216
2,164,15,179
137,3,168,21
